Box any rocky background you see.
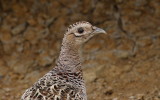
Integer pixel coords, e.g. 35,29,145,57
0,0,160,100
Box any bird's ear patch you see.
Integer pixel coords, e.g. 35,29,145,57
67,33,75,40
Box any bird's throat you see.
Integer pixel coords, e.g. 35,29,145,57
57,34,82,72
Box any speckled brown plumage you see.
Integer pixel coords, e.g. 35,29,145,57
21,21,106,100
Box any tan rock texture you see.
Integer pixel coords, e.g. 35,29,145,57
0,0,160,100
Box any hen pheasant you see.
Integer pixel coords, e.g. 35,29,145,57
21,21,106,100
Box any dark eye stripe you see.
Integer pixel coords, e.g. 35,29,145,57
78,27,84,33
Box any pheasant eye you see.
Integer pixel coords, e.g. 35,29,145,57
78,27,84,34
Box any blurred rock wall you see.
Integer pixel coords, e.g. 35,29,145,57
0,0,159,74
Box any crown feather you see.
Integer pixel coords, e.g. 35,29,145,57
66,21,91,33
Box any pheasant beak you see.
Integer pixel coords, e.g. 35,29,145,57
92,27,107,34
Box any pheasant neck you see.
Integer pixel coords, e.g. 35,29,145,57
57,34,82,73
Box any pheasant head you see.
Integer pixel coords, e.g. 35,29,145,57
65,21,106,45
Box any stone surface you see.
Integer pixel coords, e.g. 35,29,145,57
11,22,27,35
